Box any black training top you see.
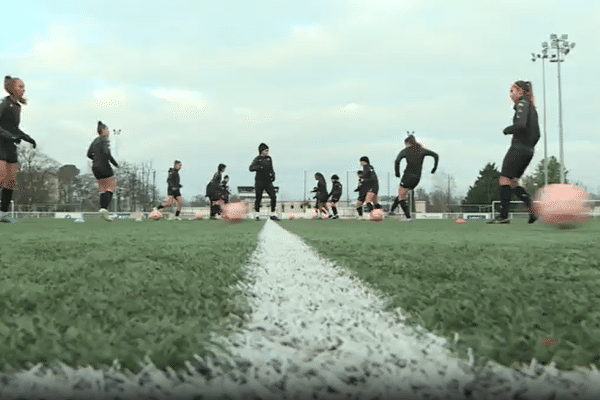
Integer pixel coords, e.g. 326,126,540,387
354,178,366,196
210,171,222,188
311,178,327,198
249,155,275,182
0,96,25,141
87,136,118,169
167,168,182,191
394,146,439,178
329,180,342,198
361,164,378,190
503,96,540,150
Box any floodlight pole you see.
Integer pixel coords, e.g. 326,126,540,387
549,34,575,184
112,129,121,213
531,45,552,186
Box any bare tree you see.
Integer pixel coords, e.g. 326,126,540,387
15,146,61,210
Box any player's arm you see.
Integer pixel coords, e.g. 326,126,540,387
249,156,261,172
269,159,275,182
425,149,439,174
103,138,118,167
86,142,95,160
394,151,405,178
503,99,529,135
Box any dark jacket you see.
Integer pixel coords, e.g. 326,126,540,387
361,164,378,191
329,180,343,200
503,96,540,150
249,155,275,183
354,177,367,197
167,168,182,192
87,136,118,169
221,180,231,202
0,96,31,143
311,175,328,202
395,146,439,178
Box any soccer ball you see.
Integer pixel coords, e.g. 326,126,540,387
288,213,295,220
194,212,205,220
368,208,384,222
455,218,467,224
149,209,163,220
223,202,246,222
533,184,591,229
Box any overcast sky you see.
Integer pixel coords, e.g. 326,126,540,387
1,0,598,202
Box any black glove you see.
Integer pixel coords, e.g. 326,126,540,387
431,168,436,174
395,172,400,178
179,184,183,188
21,134,36,149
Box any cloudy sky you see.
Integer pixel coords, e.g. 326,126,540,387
1,0,598,202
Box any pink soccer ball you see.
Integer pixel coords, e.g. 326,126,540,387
194,212,205,220
368,208,384,222
534,184,591,229
223,202,246,223
288,213,295,220
149,210,163,220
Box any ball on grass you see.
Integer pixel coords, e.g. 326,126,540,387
533,184,591,229
194,212,205,220
368,209,384,222
149,210,163,220
455,218,466,224
288,213,295,220
223,202,247,223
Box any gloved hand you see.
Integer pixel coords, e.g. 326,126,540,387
431,168,437,174
21,133,36,149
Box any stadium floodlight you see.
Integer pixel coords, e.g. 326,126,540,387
531,44,550,186
546,34,575,183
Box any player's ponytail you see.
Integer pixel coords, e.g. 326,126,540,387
4,75,27,104
97,121,107,135
515,80,536,107
405,134,423,152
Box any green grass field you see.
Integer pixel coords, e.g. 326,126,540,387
1,216,599,378
281,217,600,372
0,217,262,374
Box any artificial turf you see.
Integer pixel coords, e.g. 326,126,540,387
280,216,600,373
0,217,263,374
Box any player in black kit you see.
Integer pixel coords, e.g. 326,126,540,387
327,174,343,219
391,134,439,221
488,81,539,224
0,76,36,224
221,175,231,204
310,172,329,219
206,163,226,219
354,170,366,218
249,143,280,221
360,156,381,214
154,160,183,220
87,121,119,220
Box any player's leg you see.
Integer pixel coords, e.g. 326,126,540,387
365,191,376,212
175,195,183,219
397,186,411,219
355,199,364,218
265,184,280,221
0,161,17,223
254,182,264,220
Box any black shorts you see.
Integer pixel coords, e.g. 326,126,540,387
92,166,114,180
168,189,182,198
357,193,367,202
501,145,534,180
329,197,340,204
400,173,421,190
316,194,328,204
0,139,18,164
366,183,379,196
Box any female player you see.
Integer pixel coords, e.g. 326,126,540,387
354,170,366,218
220,175,231,204
0,76,36,224
249,143,280,221
154,160,183,220
392,134,439,221
360,156,381,213
488,80,539,224
207,163,226,218
310,172,329,218
327,174,342,219
87,121,119,220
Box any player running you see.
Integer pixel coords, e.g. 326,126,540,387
327,174,342,219
154,160,183,220
0,76,36,224
249,143,280,221
87,121,119,220
360,156,381,214
310,172,329,219
391,134,439,222
221,175,231,204
354,170,366,219
206,163,226,219
488,80,540,224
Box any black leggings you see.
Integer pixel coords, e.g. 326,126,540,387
254,181,276,212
